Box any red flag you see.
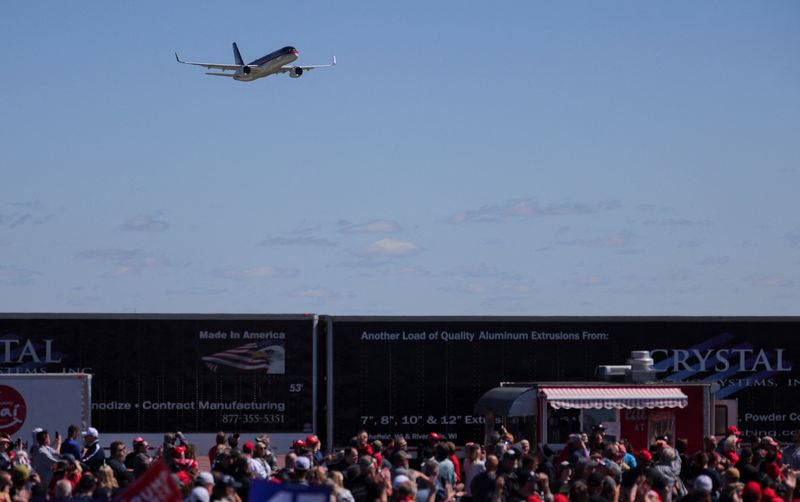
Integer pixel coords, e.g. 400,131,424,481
114,461,183,502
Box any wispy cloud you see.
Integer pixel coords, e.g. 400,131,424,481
166,287,229,296
562,275,608,287
557,232,633,248
643,218,713,227
447,199,621,224
0,202,53,228
295,288,356,299
383,265,432,277
651,269,694,282
261,236,336,247
220,266,299,280
697,256,730,266
361,238,420,257
745,274,795,288
441,281,535,297
444,264,503,279
76,249,170,276
339,219,402,234
119,213,169,232
0,265,42,285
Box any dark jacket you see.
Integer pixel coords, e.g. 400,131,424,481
82,441,106,472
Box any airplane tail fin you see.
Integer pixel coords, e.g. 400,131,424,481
232,42,244,65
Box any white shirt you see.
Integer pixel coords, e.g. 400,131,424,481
249,457,271,479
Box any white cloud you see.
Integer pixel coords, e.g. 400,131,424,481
76,249,170,276
363,238,420,257
339,219,402,234
448,199,621,224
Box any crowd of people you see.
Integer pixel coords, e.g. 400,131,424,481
2,424,799,502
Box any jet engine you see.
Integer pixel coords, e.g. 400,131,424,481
240,66,252,75
289,67,303,78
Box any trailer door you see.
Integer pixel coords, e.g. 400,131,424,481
713,399,738,437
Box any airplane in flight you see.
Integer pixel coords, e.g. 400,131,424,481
175,43,336,82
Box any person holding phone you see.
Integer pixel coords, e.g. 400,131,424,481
31,429,62,487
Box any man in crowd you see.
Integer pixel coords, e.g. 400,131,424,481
329,446,359,472
129,437,152,477
31,429,61,488
250,434,277,472
81,427,105,472
106,441,128,482
471,454,500,501
58,425,82,461
251,442,273,479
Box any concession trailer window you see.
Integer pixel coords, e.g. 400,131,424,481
539,386,688,446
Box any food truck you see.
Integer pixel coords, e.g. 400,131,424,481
475,351,736,452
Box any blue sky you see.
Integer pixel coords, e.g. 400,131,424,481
1,2,798,314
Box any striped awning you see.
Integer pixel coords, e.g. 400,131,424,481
539,386,688,410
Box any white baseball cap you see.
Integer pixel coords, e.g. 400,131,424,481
81,427,99,439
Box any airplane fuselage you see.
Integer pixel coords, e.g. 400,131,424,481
234,49,298,82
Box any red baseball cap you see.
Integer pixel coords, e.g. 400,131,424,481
306,435,319,445
428,432,442,440
292,439,306,449
727,426,741,436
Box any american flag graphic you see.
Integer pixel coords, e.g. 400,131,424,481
202,341,285,373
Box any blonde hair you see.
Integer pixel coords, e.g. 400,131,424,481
309,466,328,485
329,470,345,489
96,465,118,490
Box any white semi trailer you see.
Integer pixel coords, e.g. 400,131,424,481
0,374,91,443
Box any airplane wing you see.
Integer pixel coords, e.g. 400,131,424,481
205,72,236,77
175,53,241,71
277,56,337,73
